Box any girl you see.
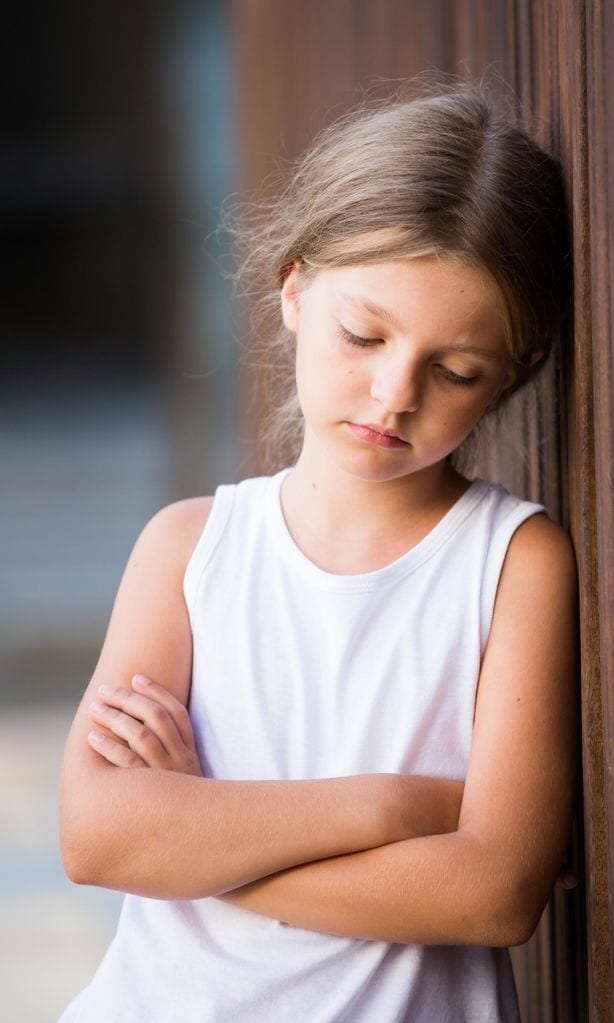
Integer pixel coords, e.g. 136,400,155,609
59,87,577,1022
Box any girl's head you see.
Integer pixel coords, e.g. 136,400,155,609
231,85,570,469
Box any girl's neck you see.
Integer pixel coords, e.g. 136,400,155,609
280,448,471,575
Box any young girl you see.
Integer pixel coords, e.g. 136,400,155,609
59,87,577,1022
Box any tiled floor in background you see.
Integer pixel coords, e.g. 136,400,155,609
0,701,122,1023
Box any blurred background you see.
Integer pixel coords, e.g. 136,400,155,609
2,3,244,1019
1,1,591,1020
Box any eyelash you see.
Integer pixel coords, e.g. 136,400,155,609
337,325,379,349
336,325,479,387
438,367,479,387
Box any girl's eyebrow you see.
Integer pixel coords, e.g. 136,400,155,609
439,345,503,362
337,292,503,361
338,292,403,331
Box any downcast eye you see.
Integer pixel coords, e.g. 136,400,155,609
337,325,382,348
437,365,479,387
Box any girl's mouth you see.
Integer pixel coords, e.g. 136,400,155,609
347,423,409,448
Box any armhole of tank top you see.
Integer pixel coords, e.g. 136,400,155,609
479,501,548,655
183,484,236,628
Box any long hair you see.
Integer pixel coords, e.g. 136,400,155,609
225,84,570,471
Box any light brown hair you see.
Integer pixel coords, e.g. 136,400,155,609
226,84,570,470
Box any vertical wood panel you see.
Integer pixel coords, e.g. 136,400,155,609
558,0,612,1017
586,0,614,1018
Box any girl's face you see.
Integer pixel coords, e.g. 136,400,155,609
281,256,514,484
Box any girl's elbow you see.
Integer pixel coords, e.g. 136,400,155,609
60,758,128,887
481,875,550,948
458,831,557,947
60,815,105,887
490,909,542,948
502,891,548,947
61,827,100,887
62,844,94,887
60,799,119,888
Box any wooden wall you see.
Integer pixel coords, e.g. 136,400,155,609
228,1,613,1018
581,1,614,1019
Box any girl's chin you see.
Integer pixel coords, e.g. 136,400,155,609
328,443,459,484
332,453,428,484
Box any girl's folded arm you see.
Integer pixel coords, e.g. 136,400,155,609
218,513,579,947
60,500,462,900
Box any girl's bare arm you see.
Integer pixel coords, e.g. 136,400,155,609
217,514,578,947
60,500,463,900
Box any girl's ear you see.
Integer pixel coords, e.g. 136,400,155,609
280,262,303,333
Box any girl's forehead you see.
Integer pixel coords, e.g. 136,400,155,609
313,258,507,330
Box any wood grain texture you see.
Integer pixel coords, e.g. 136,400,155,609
558,0,612,1017
586,0,614,1017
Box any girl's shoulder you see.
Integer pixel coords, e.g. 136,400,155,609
138,474,280,579
467,479,577,622
507,509,576,573
135,496,215,579
474,476,577,560
493,509,577,623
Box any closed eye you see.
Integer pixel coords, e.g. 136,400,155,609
436,366,479,387
337,325,382,348
338,324,480,386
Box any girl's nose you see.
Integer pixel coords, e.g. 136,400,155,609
370,357,422,413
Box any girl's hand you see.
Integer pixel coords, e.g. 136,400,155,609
556,866,578,890
87,675,203,777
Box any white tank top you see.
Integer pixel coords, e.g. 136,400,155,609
59,469,545,1023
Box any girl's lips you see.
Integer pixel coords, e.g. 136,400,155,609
347,422,409,448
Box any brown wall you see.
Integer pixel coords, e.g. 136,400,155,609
228,1,613,1018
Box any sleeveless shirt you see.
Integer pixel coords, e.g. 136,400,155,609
58,469,546,1023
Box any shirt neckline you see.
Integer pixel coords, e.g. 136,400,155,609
267,468,491,593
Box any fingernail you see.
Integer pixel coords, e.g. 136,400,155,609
88,731,106,743
98,685,116,695
89,701,107,714
133,675,151,686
